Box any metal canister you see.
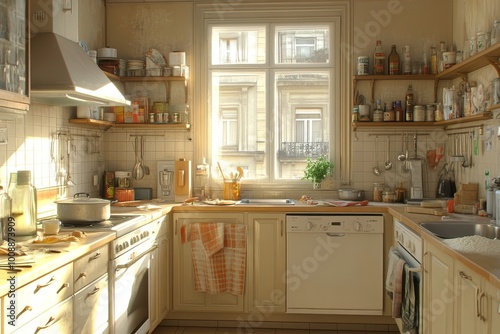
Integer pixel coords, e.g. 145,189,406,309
413,105,425,122
149,113,155,123
155,112,163,123
163,112,170,123
493,78,500,105
357,56,369,75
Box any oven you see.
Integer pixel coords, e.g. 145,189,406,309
109,220,157,334
392,220,423,334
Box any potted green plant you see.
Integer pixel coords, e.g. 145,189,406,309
302,155,334,189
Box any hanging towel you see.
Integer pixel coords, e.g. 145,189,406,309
402,264,418,332
386,247,402,299
181,222,247,296
392,258,405,318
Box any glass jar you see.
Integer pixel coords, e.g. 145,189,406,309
373,182,385,202
425,105,435,122
382,191,395,203
10,171,37,238
492,20,500,45
413,105,425,122
395,182,407,203
0,186,11,243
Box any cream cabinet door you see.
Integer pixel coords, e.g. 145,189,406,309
4,263,73,333
150,243,160,330
247,213,286,313
454,260,486,334
73,244,109,292
13,297,73,334
173,213,246,312
422,241,454,334
485,281,500,334
73,274,109,334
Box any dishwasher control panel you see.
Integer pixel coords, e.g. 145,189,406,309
286,214,384,233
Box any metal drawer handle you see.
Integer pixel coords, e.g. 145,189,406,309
35,316,58,333
57,283,70,294
89,252,101,261
87,287,100,297
34,277,55,293
76,272,87,282
16,305,32,319
479,292,486,321
459,271,472,281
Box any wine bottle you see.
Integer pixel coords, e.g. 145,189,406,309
388,44,400,75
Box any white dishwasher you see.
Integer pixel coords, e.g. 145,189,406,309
286,213,384,315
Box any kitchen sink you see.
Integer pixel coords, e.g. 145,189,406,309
235,199,295,205
420,221,500,240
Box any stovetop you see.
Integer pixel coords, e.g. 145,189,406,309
40,214,149,237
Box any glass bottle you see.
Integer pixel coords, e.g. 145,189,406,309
7,172,17,198
430,45,438,74
388,45,400,75
422,52,429,74
394,100,404,122
373,99,384,122
405,84,414,121
437,41,446,73
0,186,12,244
10,171,37,237
373,40,385,75
402,45,412,75
395,182,407,203
383,102,395,121
491,20,500,45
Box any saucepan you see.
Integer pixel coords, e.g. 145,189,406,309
55,192,111,223
338,188,365,201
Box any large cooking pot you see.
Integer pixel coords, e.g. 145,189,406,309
55,193,111,223
338,188,365,201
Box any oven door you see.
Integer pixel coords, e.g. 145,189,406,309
111,242,157,334
395,243,422,334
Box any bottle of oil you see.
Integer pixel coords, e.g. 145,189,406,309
388,45,400,75
373,40,385,75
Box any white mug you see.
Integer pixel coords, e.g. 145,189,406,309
43,219,61,235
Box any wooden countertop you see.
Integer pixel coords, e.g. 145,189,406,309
0,231,115,296
388,206,500,289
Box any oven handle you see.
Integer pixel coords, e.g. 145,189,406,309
115,244,158,271
326,233,346,237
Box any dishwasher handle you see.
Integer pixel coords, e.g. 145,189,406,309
326,233,346,237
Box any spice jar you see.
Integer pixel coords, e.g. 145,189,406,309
373,182,385,202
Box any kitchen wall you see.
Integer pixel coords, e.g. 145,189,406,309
1,0,499,210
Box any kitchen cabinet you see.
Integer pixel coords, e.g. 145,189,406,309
454,260,488,334
3,263,73,333
73,274,109,334
247,213,286,313
73,244,109,292
422,241,454,334
485,280,500,333
0,0,29,112
13,297,73,334
172,212,246,312
150,215,170,332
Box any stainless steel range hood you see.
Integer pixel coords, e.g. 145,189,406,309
30,33,129,107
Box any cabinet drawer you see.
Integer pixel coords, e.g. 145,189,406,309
74,274,109,334
4,263,73,333
13,297,73,334
74,244,109,292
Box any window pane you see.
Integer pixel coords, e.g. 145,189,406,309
275,71,330,180
210,71,267,179
211,26,266,65
275,25,329,64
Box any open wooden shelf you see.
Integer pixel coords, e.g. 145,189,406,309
112,122,191,130
69,118,114,130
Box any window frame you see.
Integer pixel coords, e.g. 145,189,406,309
193,1,352,190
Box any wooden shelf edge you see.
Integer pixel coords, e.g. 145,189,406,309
433,112,492,126
112,123,191,130
68,118,114,130
120,76,187,83
353,74,436,81
487,104,500,112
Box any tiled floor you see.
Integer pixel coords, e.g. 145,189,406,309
152,326,398,334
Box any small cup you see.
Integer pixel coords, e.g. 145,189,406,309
43,219,61,235
223,180,241,200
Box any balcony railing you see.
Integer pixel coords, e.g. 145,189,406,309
278,142,329,160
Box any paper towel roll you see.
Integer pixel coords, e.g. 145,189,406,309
169,52,186,66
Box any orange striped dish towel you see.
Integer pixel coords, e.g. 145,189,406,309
181,223,247,296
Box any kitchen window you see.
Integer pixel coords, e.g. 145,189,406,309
194,2,350,185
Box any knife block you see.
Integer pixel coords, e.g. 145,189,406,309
174,159,192,202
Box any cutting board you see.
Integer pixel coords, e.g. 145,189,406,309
405,206,447,216
112,200,150,207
